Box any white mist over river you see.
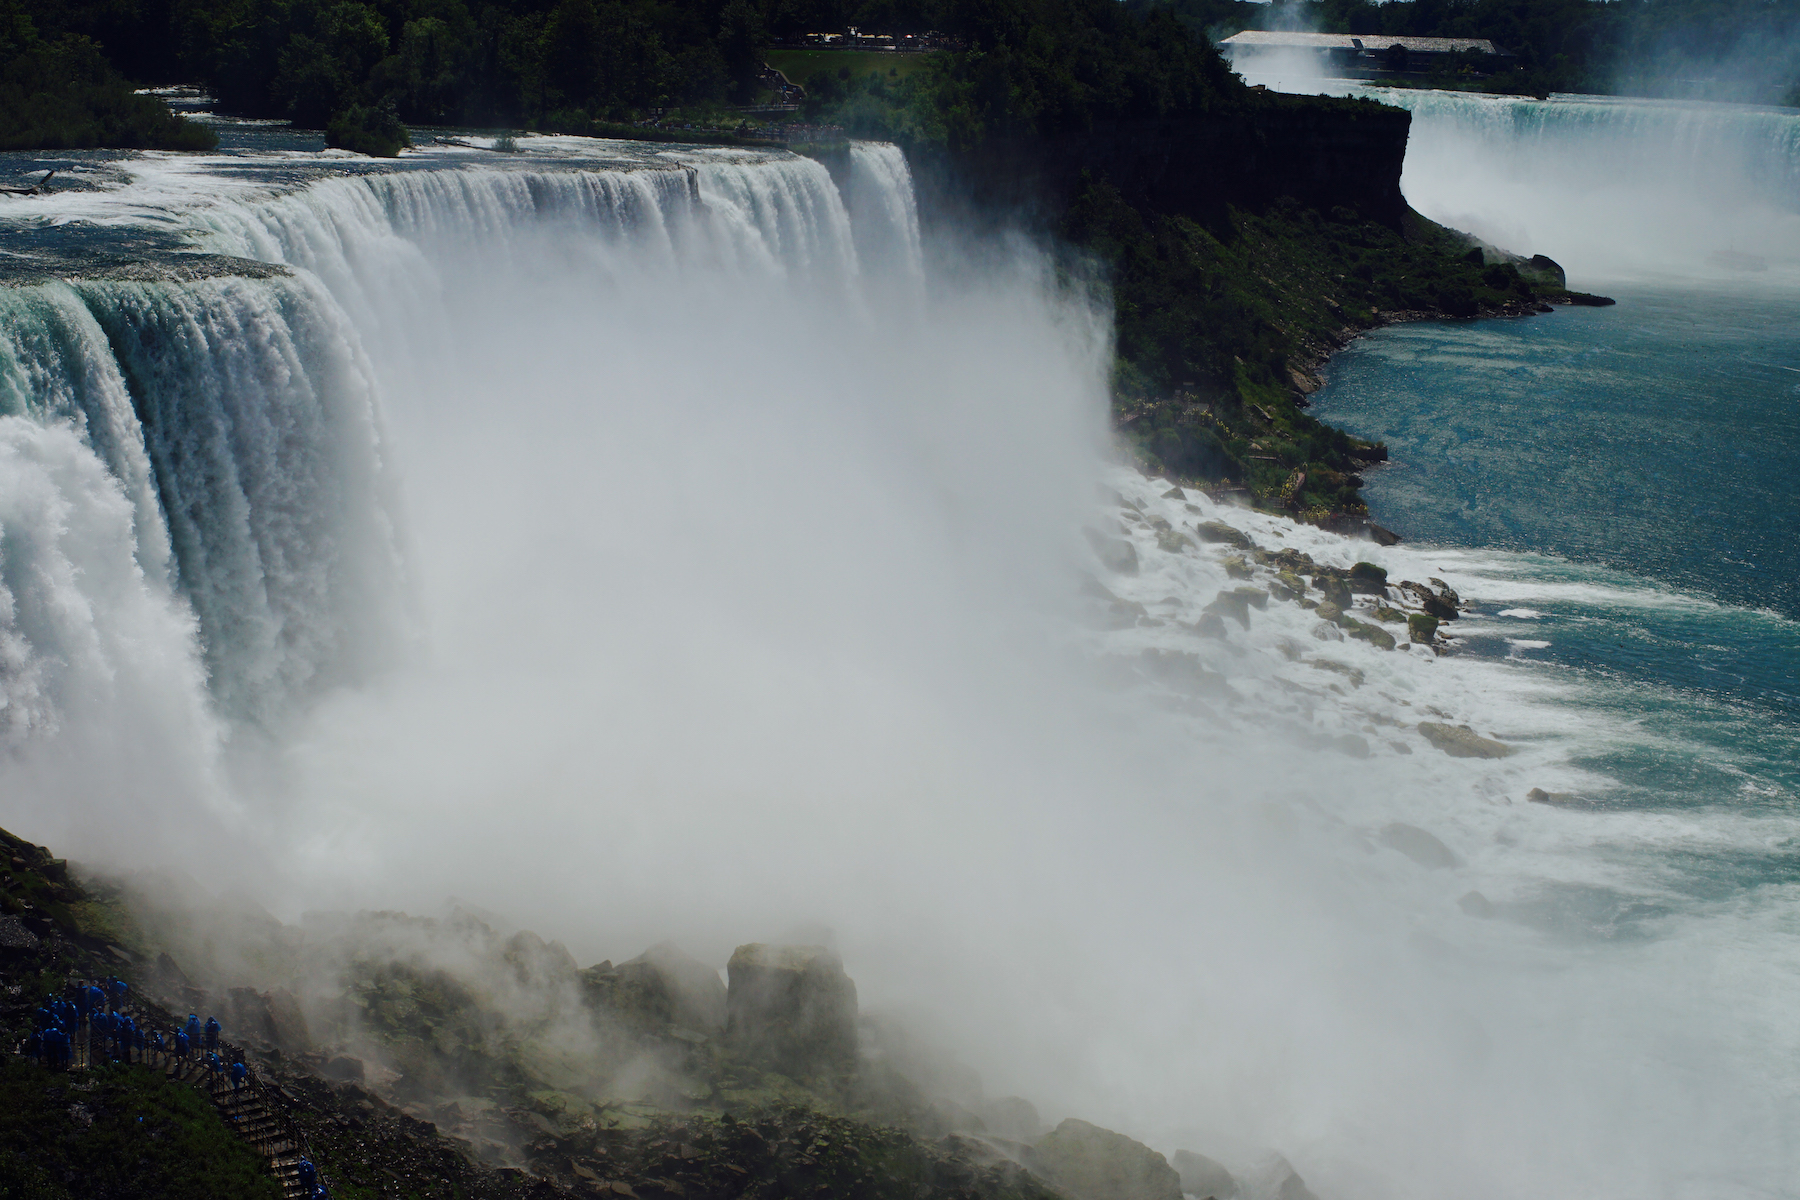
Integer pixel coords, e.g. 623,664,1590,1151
0,123,1796,1200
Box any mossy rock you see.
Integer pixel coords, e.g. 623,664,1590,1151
1156,529,1196,554
1407,613,1439,644
1342,618,1396,650
1348,562,1389,593
1221,554,1253,580
1373,604,1405,623
1194,521,1255,551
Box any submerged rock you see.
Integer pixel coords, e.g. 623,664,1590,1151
1417,722,1516,759
1171,1150,1238,1200
1205,590,1256,630
1458,890,1497,918
1379,822,1459,869
1222,554,1253,580
1029,1119,1183,1200
1085,528,1140,575
1526,787,1580,806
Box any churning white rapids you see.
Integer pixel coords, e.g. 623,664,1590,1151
0,136,1794,1200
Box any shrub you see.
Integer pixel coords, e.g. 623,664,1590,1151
326,99,410,157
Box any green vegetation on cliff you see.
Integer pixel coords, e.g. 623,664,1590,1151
1066,178,1560,514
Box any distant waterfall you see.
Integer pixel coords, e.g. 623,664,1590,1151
0,149,921,735
1363,88,1800,279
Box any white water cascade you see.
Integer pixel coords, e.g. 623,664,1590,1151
1366,88,1800,282
0,135,1796,1200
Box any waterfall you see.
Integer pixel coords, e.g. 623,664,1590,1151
3,133,1796,1200
0,148,917,737
1365,88,1800,280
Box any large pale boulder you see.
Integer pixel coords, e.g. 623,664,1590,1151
726,943,858,1075
1029,1119,1183,1200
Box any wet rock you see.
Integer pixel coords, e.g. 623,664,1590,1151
1085,529,1140,575
1314,602,1343,624
1312,575,1352,608
1458,891,1497,918
1307,659,1364,687
1417,722,1516,759
1171,1150,1238,1200
1221,554,1253,580
1029,1119,1183,1200
1157,529,1196,554
1191,612,1229,639
1204,591,1255,630
1373,604,1405,623
1194,521,1254,550
1342,618,1396,651
1526,787,1579,806
1369,523,1401,546
1161,486,1186,500
1270,570,1308,601
1379,823,1459,869
1348,562,1388,593
1407,613,1439,644
1403,580,1459,620
726,943,858,1076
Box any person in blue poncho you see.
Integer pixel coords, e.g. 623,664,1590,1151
175,1029,190,1063
230,1059,247,1091
297,1159,317,1191
185,1013,201,1045
204,1016,220,1051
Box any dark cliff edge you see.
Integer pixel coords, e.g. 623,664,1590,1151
867,92,1604,530
929,97,1413,232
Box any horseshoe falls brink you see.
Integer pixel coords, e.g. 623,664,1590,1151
0,133,1794,1200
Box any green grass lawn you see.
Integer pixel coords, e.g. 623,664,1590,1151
766,49,939,87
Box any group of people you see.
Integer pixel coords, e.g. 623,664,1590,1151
20,979,334,1197
23,978,242,1089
